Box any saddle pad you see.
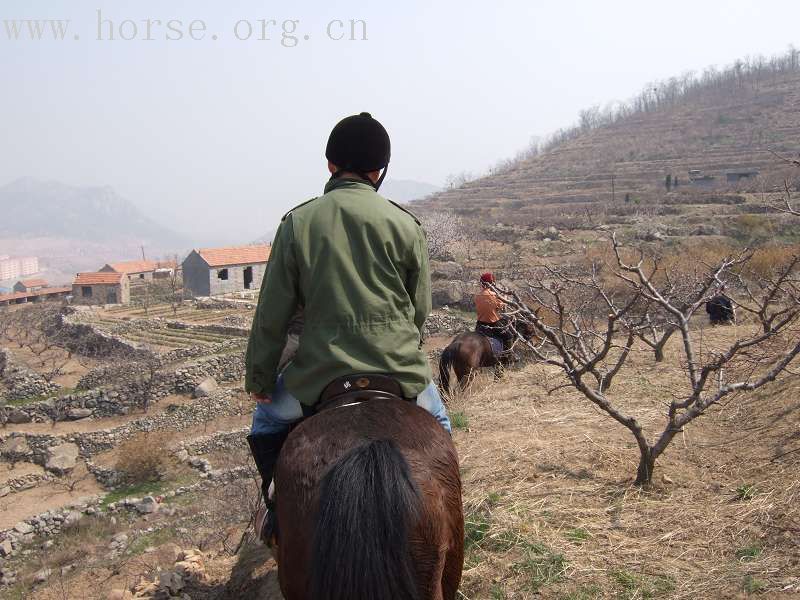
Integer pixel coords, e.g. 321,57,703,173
488,336,505,356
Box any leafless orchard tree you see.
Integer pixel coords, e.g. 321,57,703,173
492,236,800,485
444,171,477,189
767,149,800,216
165,256,184,318
0,305,91,382
419,211,467,261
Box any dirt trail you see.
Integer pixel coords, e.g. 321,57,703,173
0,463,103,530
0,461,44,485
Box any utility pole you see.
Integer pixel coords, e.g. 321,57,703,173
611,174,616,202
140,245,147,261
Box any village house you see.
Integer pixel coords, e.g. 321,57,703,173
0,285,71,307
182,245,270,297
13,278,49,293
72,272,130,305
99,259,178,284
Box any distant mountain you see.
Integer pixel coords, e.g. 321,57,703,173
0,178,187,246
380,179,440,203
0,178,191,283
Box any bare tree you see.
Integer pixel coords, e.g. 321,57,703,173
767,150,800,216
493,237,800,484
165,256,183,318
444,171,476,189
419,211,466,261
0,305,87,382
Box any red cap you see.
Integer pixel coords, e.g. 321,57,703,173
480,272,495,283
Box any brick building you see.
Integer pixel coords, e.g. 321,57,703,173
72,272,130,305
182,245,270,297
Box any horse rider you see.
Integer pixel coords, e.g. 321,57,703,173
474,272,515,352
706,291,735,325
245,112,452,545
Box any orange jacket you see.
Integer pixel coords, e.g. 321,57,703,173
475,288,504,323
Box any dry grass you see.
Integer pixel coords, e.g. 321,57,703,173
115,431,176,485
452,326,800,599
14,321,799,600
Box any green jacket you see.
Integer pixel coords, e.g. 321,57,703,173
245,177,432,406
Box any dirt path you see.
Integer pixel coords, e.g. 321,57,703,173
0,463,103,530
0,461,45,485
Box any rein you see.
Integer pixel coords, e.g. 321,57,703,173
335,401,363,410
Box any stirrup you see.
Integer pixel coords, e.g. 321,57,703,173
255,502,278,547
255,479,278,547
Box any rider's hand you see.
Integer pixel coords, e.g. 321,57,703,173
251,392,272,404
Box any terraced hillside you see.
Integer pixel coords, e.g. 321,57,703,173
417,54,800,231
0,299,478,599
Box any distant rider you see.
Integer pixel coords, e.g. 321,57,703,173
474,272,514,352
245,112,451,545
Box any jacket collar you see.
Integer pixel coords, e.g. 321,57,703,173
324,176,375,194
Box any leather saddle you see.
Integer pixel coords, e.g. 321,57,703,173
315,373,410,412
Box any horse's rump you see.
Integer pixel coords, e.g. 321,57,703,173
274,398,463,600
438,332,496,393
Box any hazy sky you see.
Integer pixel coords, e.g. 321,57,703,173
2,0,799,244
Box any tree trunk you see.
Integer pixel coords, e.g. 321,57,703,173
635,446,655,485
654,345,665,362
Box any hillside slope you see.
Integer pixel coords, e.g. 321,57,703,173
418,60,800,223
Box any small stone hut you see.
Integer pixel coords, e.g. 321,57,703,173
182,245,270,297
72,272,130,305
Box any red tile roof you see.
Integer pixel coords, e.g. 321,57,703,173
0,287,70,303
197,245,270,267
105,260,159,274
73,272,124,285
18,278,49,288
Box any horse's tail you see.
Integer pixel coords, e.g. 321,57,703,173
439,343,456,394
311,439,422,600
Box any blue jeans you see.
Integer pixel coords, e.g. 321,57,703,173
251,375,451,435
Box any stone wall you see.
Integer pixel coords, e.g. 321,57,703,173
4,349,246,425
424,310,472,337
180,427,248,456
0,390,244,466
60,309,148,358
0,349,60,403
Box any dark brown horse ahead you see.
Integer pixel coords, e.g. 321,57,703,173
273,396,463,600
439,320,536,393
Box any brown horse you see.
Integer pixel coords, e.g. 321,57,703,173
272,396,463,600
438,319,536,393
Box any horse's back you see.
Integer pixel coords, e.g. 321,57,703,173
274,399,463,600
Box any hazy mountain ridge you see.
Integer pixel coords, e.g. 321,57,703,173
380,179,441,203
0,178,187,246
